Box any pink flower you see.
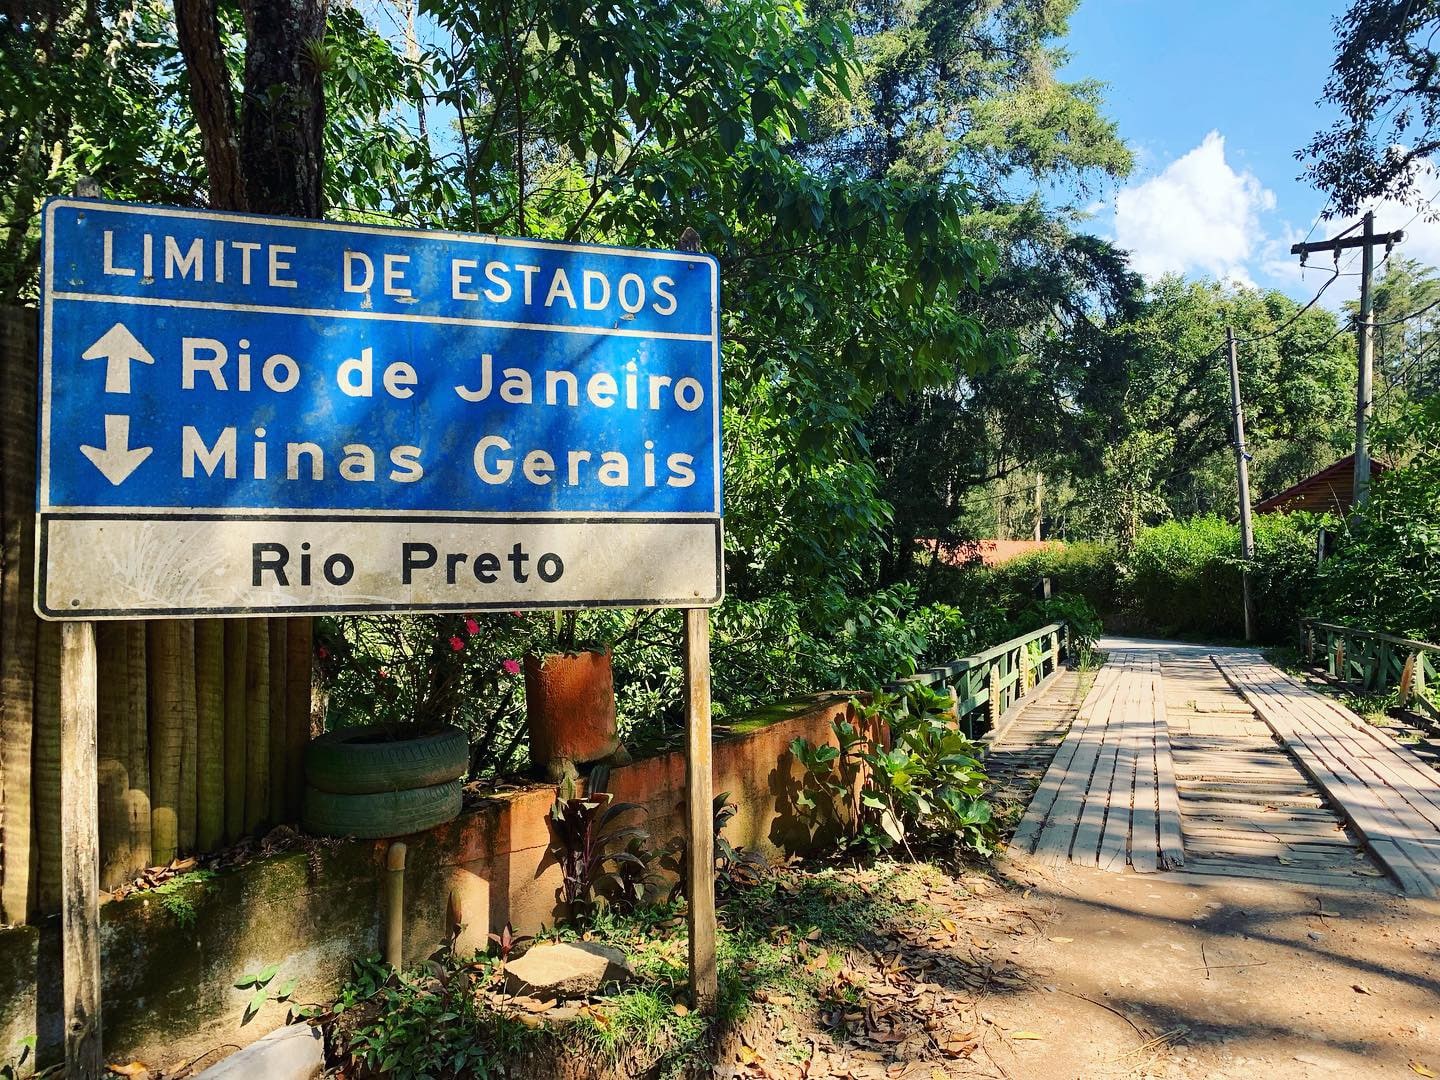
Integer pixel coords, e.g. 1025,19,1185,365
378,667,390,679
449,636,465,652
502,658,522,676
315,645,329,660
465,617,480,636
510,610,522,618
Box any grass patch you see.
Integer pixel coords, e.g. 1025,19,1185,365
325,862,950,1078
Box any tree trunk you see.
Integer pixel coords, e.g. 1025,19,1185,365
124,623,151,873
240,0,330,217
194,620,225,851
147,621,185,866
267,617,288,824
223,620,248,841
95,622,131,890
173,0,247,209
244,622,270,835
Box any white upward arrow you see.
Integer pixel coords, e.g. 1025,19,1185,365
80,415,152,486
82,322,155,394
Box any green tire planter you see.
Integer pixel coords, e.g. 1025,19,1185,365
302,780,463,839
304,723,468,794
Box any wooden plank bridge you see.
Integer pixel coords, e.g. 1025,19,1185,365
1005,643,1440,897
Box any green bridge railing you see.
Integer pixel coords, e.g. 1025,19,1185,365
887,621,1070,737
1300,618,1440,722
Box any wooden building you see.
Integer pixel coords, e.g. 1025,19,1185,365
1254,454,1389,516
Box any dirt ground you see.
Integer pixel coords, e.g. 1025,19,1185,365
972,856,1440,1080
708,855,1439,1080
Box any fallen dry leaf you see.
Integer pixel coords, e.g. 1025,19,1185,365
1352,983,1374,995
1409,1063,1436,1078
1049,936,1073,944
673,1002,690,1017
107,1065,149,1079
1010,1031,1044,1040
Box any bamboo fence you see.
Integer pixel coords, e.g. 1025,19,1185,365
0,307,313,924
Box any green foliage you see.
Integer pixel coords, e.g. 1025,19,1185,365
1055,278,1354,541
988,543,1123,617
1127,514,1327,642
1347,257,1440,420
1026,595,1102,661
316,612,532,775
1313,398,1440,640
234,963,298,1025
599,585,1011,755
791,683,994,858
329,952,535,1077
1301,0,1440,217
152,869,217,929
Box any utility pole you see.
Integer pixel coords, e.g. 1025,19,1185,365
1226,326,1256,642
1291,211,1403,507
1033,472,1043,542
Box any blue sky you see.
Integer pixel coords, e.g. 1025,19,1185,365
1060,0,1440,307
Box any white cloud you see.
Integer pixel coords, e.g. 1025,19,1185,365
1114,131,1275,284
1277,163,1440,309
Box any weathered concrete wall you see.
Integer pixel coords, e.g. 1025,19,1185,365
0,693,857,1074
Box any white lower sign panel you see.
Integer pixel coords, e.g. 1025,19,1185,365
38,516,723,618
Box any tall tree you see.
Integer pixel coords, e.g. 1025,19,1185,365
174,0,328,214
1301,0,1440,216
1349,256,1440,422
801,0,1139,575
1055,279,1356,542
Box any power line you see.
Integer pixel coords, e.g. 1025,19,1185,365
1371,295,1440,328
1300,196,1333,248
1375,339,1440,404
1231,268,1343,345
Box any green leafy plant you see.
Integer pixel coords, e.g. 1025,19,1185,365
548,770,654,923
662,791,767,900
1025,594,1102,666
328,952,531,1077
791,684,994,858
1314,398,1440,641
153,869,217,928
235,963,298,1025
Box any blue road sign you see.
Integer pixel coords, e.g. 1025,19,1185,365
37,198,723,618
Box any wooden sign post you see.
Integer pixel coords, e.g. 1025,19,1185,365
60,621,103,1078
683,607,717,1009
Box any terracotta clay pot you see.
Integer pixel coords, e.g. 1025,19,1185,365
524,650,618,774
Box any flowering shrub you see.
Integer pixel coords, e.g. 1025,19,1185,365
316,614,532,774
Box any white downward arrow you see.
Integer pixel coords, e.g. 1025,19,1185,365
80,415,152,486
82,322,155,394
